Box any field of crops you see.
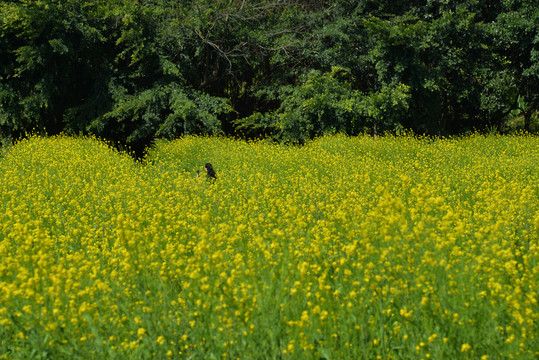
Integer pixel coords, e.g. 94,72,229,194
0,134,538,359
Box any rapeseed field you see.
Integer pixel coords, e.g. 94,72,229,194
0,134,538,359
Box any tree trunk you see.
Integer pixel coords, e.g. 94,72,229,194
524,110,531,132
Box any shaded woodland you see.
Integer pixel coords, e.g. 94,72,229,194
1,0,537,155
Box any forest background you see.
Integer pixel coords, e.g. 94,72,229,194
0,0,537,156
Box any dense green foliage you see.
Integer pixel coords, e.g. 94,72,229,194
1,1,538,153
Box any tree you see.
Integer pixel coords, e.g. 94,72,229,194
490,2,539,131
364,7,498,135
1,0,537,151
0,0,108,136
0,0,232,156
236,67,409,141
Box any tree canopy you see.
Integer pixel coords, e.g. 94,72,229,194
1,0,537,154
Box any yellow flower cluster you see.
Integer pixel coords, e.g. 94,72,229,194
0,134,538,359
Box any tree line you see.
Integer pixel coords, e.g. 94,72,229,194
1,0,537,155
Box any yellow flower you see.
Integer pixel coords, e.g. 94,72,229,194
400,307,413,320
1,134,538,358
